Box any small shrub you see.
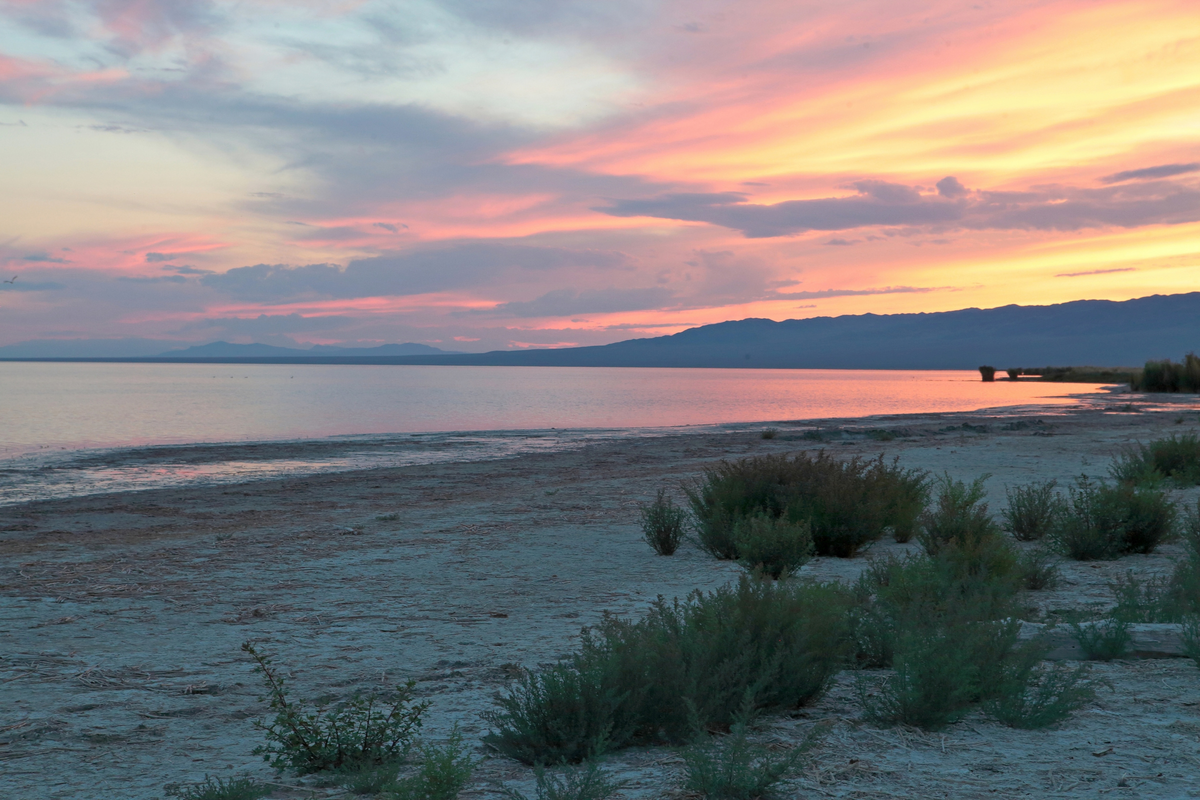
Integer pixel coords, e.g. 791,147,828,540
164,776,272,800
1002,481,1064,541
760,428,778,440
983,642,1095,729
501,761,624,800
1123,434,1200,486
733,514,814,579
483,658,623,765
343,762,403,795
686,453,926,559
681,713,814,800
860,625,981,730
485,577,851,763
1070,618,1131,661
1050,477,1124,560
917,474,1000,556
390,728,474,800
640,489,687,556
1018,547,1061,591
243,642,428,775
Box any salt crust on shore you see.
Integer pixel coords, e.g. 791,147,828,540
3,397,1200,799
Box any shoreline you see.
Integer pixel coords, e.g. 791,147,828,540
2,399,1200,798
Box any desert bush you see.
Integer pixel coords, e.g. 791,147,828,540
1132,353,1200,392
641,489,687,556
483,658,624,765
983,641,1095,729
1002,480,1064,541
918,474,1000,555
681,710,814,800
760,428,779,440
164,776,271,800
1113,434,1200,486
733,513,814,578
686,453,926,558
342,762,404,795
501,761,624,800
1070,618,1131,661
1018,547,1061,591
389,728,474,800
242,642,428,775
485,577,852,763
1049,477,1175,559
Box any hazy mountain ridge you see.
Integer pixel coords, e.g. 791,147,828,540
2,292,1197,368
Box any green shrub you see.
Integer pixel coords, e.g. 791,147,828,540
1132,353,1200,392
1048,476,1174,559
641,489,687,556
760,428,779,440
733,514,814,579
485,577,851,763
918,474,1000,556
686,453,926,558
483,658,624,766
389,728,474,800
242,642,428,775
163,776,272,800
1113,434,1200,486
983,642,1095,729
501,761,624,800
1050,478,1122,560
343,762,403,795
681,711,815,800
1070,618,1131,661
1002,480,1064,541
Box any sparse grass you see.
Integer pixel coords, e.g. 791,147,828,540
983,643,1095,729
1112,433,1200,486
1131,353,1200,393
1018,547,1061,591
686,452,927,558
500,761,624,800
389,728,474,800
243,642,428,775
681,710,816,800
485,577,851,763
733,513,813,579
163,776,272,800
1003,480,1064,541
1070,618,1131,661
640,489,687,556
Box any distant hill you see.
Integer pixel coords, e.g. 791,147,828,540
4,293,1198,368
0,338,187,358
158,341,456,358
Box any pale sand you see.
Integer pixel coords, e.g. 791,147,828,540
3,394,1200,799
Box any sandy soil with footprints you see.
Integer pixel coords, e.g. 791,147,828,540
3,393,1200,799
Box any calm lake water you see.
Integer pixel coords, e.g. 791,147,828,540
0,363,1107,504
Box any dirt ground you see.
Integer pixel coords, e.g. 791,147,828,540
3,395,1200,799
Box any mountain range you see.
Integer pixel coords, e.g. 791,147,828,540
2,292,1198,369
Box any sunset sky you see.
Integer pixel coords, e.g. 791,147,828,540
1,0,1198,351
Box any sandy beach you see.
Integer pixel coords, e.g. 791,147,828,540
3,394,1200,800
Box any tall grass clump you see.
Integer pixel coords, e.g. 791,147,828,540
1069,618,1131,661
982,644,1095,729
1112,433,1200,486
1132,353,1200,393
164,776,272,800
1050,476,1176,560
485,577,852,764
733,514,814,578
641,489,687,556
1002,480,1065,540
686,453,927,558
242,642,428,775
389,728,474,800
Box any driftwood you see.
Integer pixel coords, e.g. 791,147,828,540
1017,621,1190,660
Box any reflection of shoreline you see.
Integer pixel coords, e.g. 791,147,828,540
6,390,1186,507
